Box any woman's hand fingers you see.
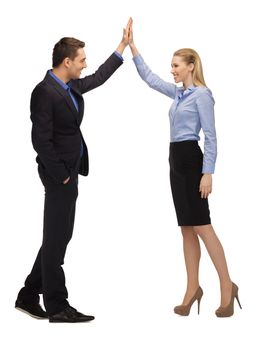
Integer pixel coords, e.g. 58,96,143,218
199,184,212,198
199,174,212,199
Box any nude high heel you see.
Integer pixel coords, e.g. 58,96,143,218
174,287,203,316
215,282,242,317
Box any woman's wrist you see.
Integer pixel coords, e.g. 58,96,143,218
129,43,139,56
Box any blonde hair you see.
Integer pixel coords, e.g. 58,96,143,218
173,48,206,87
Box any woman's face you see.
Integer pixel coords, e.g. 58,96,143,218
171,55,194,84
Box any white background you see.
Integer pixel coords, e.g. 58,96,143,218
1,0,257,348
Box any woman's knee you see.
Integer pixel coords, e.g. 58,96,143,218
180,226,195,236
193,224,212,237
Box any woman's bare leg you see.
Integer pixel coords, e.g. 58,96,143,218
180,226,201,304
193,224,232,307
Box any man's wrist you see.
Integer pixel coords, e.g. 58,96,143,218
114,51,124,61
116,42,126,54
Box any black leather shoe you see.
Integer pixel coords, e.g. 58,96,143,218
15,299,48,319
49,306,95,323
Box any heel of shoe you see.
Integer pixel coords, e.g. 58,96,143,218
235,293,242,309
197,287,203,315
197,295,202,315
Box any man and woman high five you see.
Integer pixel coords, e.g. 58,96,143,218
16,18,240,322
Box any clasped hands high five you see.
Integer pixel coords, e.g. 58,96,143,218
116,17,139,56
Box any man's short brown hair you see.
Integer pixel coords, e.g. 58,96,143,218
52,37,85,68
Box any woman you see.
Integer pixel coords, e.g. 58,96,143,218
128,20,241,317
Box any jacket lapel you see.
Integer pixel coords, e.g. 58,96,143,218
44,72,80,121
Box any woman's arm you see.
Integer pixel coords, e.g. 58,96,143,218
128,34,139,57
197,88,217,199
196,88,217,175
128,20,177,99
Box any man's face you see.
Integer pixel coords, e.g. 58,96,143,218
66,48,87,79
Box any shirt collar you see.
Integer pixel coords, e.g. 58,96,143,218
178,85,197,99
185,85,196,91
48,70,70,91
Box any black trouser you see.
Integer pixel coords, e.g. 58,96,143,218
17,165,78,316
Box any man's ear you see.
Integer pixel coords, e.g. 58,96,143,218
63,57,70,68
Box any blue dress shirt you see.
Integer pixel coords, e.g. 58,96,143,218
133,55,217,174
48,69,84,158
48,69,79,110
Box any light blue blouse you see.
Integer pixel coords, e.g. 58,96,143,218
133,55,217,174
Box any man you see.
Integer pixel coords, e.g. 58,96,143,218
15,18,132,323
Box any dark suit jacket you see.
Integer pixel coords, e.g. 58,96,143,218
31,53,123,183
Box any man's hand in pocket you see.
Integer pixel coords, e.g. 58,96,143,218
63,176,70,184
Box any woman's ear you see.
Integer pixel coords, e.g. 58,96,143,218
189,62,194,72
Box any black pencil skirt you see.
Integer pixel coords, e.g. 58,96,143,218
169,141,211,226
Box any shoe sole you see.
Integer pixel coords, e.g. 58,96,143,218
49,319,94,323
15,307,48,320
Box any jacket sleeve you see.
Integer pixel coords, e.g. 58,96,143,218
72,52,123,94
30,84,70,183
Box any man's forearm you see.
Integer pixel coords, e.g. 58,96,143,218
116,42,127,55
